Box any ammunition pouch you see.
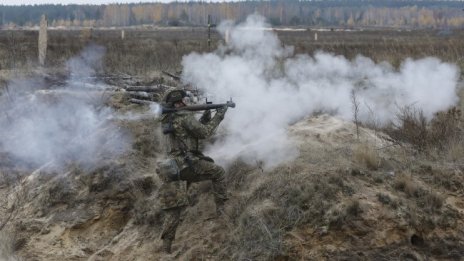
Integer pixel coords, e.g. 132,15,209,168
162,121,174,134
157,157,198,182
156,158,180,182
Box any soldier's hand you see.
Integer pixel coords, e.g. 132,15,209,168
216,105,228,116
200,109,212,124
203,109,212,119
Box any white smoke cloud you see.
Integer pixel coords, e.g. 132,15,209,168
181,14,460,168
0,45,129,170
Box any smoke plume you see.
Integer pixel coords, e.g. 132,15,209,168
182,15,460,168
0,45,129,170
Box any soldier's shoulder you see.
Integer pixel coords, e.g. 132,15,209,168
174,111,195,118
169,111,193,124
165,111,190,118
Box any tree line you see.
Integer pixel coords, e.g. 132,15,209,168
1,0,463,28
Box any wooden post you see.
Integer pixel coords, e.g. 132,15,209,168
224,29,230,45
207,15,211,50
38,14,48,66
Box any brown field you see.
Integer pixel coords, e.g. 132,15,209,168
0,27,463,76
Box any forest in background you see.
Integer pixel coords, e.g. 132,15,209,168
1,0,464,28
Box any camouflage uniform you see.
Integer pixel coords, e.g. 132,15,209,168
158,106,228,252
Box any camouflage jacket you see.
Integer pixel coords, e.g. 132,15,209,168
162,109,224,159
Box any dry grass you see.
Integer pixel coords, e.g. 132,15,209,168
385,106,464,160
427,168,464,193
421,191,445,213
0,230,21,261
1,29,464,76
387,106,428,150
394,172,444,215
447,141,464,162
429,107,463,148
376,193,392,205
221,167,352,260
0,29,212,75
352,143,381,170
394,172,420,197
325,198,364,231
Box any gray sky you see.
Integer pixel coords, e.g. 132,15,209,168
2,0,172,5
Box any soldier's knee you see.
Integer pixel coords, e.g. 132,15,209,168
213,165,225,181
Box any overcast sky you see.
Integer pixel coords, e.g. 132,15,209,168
2,0,172,5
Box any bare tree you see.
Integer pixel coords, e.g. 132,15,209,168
351,89,360,140
364,102,380,135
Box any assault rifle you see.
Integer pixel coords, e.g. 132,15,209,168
162,71,181,81
161,99,235,114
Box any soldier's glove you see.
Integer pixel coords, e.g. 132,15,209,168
200,109,212,124
216,105,228,119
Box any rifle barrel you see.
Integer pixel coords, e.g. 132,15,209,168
130,98,154,105
162,101,235,114
162,71,181,81
125,84,174,92
126,86,159,92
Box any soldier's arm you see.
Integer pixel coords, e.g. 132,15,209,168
182,109,226,139
199,110,211,124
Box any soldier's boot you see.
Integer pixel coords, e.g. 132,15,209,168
211,167,228,217
212,176,228,198
215,200,225,216
214,193,229,217
162,238,173,254
160,208,181,253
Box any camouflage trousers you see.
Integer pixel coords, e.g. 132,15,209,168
160,159,227,241
160,207,184,242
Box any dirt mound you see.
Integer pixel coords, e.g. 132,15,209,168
1,112,464,260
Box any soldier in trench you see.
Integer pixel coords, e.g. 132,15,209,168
156,89,228,253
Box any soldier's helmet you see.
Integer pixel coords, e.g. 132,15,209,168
163,88,187,107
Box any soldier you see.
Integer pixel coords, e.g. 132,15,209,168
157,88,228,253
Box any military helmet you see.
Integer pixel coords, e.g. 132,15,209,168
163,88,187,107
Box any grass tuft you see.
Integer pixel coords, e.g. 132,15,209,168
353,143,381,170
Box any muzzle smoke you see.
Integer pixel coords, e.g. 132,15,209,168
0,45,129,170
182,15,460,168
